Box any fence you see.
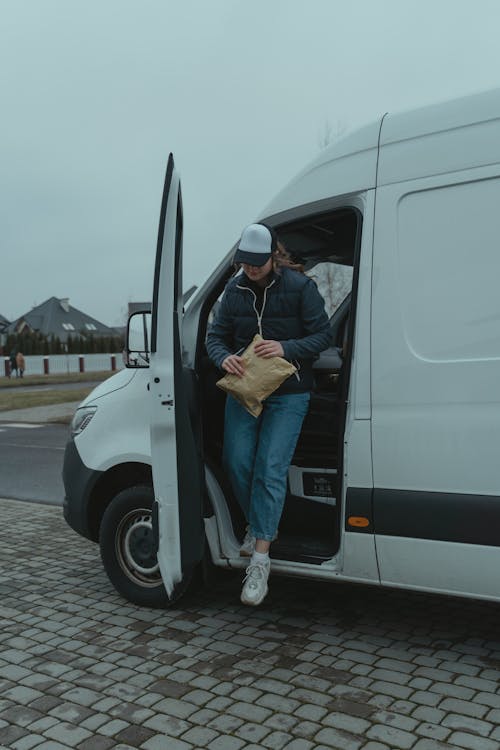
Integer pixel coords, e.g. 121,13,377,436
4,353,124,377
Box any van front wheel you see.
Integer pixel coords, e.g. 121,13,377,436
99,485,192,608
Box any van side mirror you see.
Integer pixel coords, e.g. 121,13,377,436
126,311,151,368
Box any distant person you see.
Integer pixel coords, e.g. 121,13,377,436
16,352,25,378
9,350,17,378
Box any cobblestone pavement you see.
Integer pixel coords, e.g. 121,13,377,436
1,498,500,750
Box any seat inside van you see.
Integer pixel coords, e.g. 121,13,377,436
199,208,359,565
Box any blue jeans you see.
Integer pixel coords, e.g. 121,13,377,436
223,392,311,542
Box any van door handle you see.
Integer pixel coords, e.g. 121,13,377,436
161,399,174,406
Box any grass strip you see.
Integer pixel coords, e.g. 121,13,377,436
0,387,94,412
0,371,114,389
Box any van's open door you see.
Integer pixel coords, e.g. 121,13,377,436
149,153,205,598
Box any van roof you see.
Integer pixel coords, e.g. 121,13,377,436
381,86,500,145
261,87,500,220
379,87,500,185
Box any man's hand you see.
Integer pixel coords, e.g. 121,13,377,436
222,354,245,377
254,339,284,358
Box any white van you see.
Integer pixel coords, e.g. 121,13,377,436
64,87,500,607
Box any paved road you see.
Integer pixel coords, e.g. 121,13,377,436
0,422,67,505
1,497,500,750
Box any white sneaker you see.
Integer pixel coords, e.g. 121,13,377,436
239,527,256,557
240,560,270,606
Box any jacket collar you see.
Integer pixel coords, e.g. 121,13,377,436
236,268,281,290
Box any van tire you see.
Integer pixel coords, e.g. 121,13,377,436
99,485,193,608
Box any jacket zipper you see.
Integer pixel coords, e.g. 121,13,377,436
236,279,276,337
236,279,300,381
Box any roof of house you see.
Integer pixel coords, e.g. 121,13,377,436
4,297,117,342
0,314,10,331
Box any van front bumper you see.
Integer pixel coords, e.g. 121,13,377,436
62,438,102,541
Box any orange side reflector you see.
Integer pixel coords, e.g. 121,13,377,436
348,516,370,528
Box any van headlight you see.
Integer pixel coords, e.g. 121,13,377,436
71,405,97,436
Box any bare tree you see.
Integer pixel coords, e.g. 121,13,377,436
309,120,353,316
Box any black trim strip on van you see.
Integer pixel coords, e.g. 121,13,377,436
346,486,500,547
374,488,500,548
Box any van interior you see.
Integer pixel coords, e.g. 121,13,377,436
199,208,360,566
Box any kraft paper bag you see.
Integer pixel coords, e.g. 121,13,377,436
216,334,297,417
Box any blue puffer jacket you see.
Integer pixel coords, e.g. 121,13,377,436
206,267,331,394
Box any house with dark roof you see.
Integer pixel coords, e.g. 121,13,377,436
4,297,117,343
0,314,10,348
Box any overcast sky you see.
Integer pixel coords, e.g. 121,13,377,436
2,0,500,326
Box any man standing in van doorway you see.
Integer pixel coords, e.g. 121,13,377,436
207,223,331,606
